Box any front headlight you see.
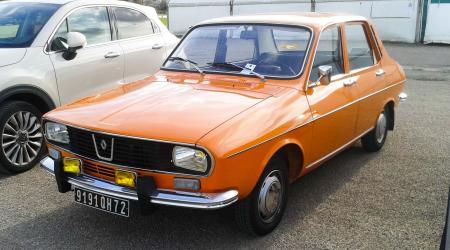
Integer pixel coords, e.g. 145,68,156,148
45,122,69,144
172,146,208,173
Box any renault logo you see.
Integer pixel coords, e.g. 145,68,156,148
91,134,114,161
100,139,107,150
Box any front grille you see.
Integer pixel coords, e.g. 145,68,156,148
83,161,116,182
60,126,211,176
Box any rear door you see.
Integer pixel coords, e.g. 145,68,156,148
344,22,385,135
112,7,167,83
49,6,124,105
306,25,359,163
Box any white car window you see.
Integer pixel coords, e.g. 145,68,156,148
50,6,111,51
114,7,154,39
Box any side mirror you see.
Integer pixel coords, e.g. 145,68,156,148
62,32,87,61
309,65,333,88
318,65,332,85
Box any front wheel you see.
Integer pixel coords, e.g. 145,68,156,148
361,108,389,152
0,101,45,173
234,158,288,235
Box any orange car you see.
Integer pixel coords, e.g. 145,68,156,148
41,13,407,235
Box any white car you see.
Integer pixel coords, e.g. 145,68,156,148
0,0,178,173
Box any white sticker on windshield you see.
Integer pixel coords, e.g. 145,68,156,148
245,63,256,71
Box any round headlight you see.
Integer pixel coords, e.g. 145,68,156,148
172,146,208,173
45,122,69,144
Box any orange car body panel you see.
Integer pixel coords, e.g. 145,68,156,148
44,13,406,199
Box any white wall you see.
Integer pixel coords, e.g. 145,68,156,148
424,3,450,44
168,0,420,42
168,0,230,35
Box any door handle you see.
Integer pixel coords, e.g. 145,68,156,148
376,69,386,77
152,43,163,50
343,79,357,87
104,52,120,58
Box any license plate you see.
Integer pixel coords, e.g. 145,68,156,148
74,187,129,217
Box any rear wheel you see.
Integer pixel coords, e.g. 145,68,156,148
0,101,44,173
234,158,288,235
361,108,389,152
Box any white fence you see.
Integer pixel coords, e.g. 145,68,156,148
168,0,421,43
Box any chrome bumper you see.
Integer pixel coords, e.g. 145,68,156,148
40,157,238,210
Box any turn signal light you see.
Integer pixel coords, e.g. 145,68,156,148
63,158,81,175
115,169,136,188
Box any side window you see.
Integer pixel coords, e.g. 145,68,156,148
50,7,111,51
114,8,154,39
345,24,375,70
309,26,343,82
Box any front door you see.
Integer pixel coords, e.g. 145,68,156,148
48,6,124,105
306,25,359,163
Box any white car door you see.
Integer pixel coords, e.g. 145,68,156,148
112,7,166,83
48,6,124,105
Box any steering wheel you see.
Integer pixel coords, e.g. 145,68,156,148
256,53,296,76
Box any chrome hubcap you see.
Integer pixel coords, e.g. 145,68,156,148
1,111,42,166
258,170,283,223
375,112,387,144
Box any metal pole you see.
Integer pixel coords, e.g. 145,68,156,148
311,0,316,12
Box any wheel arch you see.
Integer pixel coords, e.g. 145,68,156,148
384,99,395,131
258,138,305,183
0,85,56,115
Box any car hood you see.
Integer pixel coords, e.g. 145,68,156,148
45,75,285,144
0,48,27,67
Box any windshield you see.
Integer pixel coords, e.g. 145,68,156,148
163,24,312,78
0,3,60,48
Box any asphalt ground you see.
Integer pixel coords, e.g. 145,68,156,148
0,44,449,249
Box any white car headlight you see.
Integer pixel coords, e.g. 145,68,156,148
45,122,69,144
172,146,208,173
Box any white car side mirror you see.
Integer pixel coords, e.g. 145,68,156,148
62,32,87,60
67,32,87,50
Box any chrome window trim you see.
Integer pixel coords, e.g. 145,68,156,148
43,4,162,55
43,120,215,178
161,23,315,80
227,80,404,158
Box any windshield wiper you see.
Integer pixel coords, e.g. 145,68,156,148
167,56,204,75
208,62,265,81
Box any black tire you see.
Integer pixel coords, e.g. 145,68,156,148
234,157,288,236
361,107,389,152
0,101,45,173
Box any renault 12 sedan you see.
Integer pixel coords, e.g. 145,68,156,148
0,0,178,173
40,13,407,235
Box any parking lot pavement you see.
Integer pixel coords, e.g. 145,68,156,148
1,45,450,249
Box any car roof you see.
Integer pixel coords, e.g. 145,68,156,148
198,12,367,30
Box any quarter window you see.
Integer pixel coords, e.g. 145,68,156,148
50,7,111,50
345,24,375,70
310,26,344,82
114,8,154,39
